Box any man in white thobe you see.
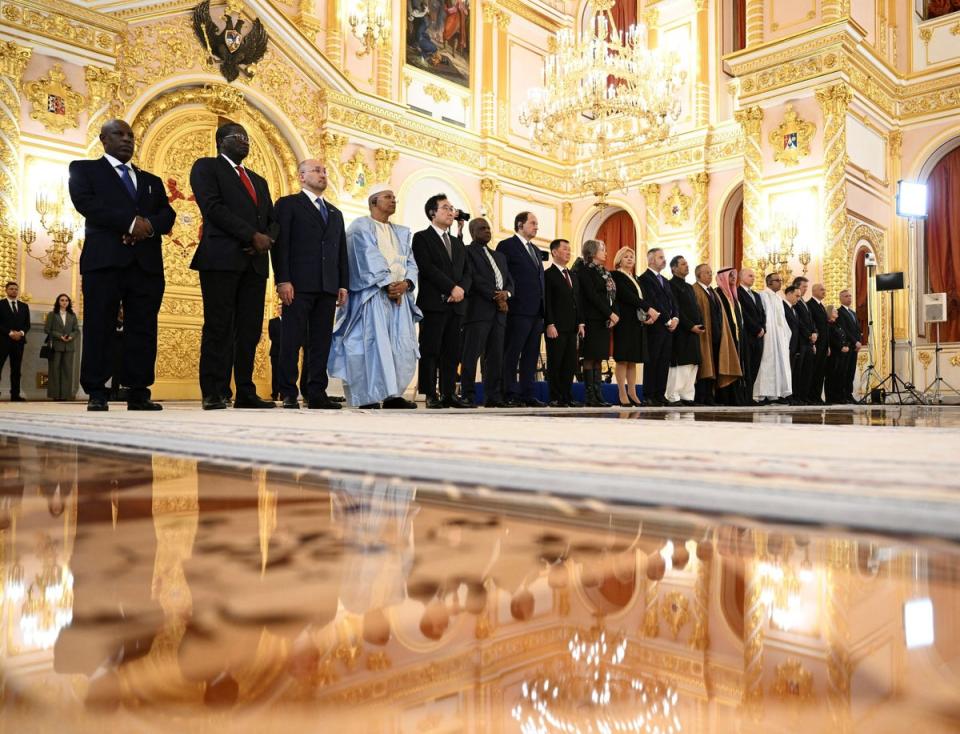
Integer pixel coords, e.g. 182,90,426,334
753,272,792,403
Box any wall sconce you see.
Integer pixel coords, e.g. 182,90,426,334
21,184,81,279
348,0,389,57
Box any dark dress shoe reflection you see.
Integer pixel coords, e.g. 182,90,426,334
548,400,567,408
86,396,109,411
444,395,475,409
425,395,445,409
202,395,227,410
483,400,508,408
358,402,381,409
382,396,417,409
233,395,276,409
282,397,300,409
523,397,547,408
127,399,163,411
307,397,341,410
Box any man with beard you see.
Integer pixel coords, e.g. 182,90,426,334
714,267,747,405
667,255,702,406
692,264,722,405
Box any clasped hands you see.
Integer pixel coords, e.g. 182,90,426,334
446,285,465,304
493,289,508,313
122,216,154,245
243,232,273,256
386,280,409,305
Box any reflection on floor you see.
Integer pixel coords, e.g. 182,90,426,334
1,437,959,732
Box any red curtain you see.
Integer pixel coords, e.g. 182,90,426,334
734,0,747,51
855,248,870,341
925,145,960,342
732,201,743,271
596,210,637,270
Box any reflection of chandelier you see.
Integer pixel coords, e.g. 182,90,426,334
512,625,682,733
519,0,685,159
348,0,389,57
17,537,74,650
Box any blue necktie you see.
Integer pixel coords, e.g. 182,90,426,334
117,164,137,199
315,197,328,224
658,273,665,289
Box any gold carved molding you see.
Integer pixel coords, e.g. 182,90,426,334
772,658,814,701
373,147,398,184
0,0,123,57
661,184,691,228
660,591,691,640
423,83,450,104
23,64,85,134
341,151,374,198
769,104,816,166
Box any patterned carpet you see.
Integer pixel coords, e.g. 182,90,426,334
1,402,959,538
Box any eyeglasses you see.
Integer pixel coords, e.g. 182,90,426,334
303,167,326,174
438,205,456,212
223,133,249,143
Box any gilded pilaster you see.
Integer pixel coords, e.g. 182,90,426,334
734,106,764,269
742,557,765,724
689,549,710,651
888,129,907,343
480,177,498,232
642,577,660,638
745,0,763,48
694,0,709,127
326,0,344,67
374,147,399,184
318,131,347,194
816,82,853,303
375,37,392,99
825,540,854,734
0,41,31,286
560,201,572,241
821,0,851,23
688,172,710,266
640,183,661,249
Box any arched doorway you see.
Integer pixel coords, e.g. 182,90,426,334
583,206,638,270
132,85,299,399
854,246,871,342
721,184,743,271
922,140,960,343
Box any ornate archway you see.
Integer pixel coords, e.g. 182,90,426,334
131,84,299,400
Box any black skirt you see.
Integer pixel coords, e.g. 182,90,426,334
581,319,612,360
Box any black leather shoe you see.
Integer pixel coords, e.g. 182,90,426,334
522,397,547,408
10,395,25,402
307,397,341,410
330,395,346,403
359,402,381,409
681,400,696,407
568,399,585,408
382,397,417,409
128,399,163,411
234,396,276,409
202,395,227,410
444,395,475,409
87,397,108,411
282,397,300,409
425,395,445,409
483,399,508,408
548,400,567,408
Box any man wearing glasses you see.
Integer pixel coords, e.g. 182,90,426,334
271,160,348,409
752,272,793,404
190,123,278,410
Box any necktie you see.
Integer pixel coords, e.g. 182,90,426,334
658,273,665,289
11,300,16,314
442,231,452,259
117,164,137,199
315,197,328,224
562,268,572,288
236,166,258,204
527,242,540,266
484,248,503,289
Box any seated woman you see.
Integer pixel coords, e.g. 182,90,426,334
576,239,618,407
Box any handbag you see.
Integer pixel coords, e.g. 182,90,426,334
39,337,53,360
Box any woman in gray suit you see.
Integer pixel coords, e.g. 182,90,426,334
44,293,79,400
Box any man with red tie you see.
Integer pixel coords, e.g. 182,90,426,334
190,123,278,410
543,238,583,407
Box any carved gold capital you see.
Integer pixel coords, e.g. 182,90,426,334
85,65,121,115
640,182,661,206
481,2,510,29
0,39,31,81
815,82,853,116
687,171,709,194
734,105,764,137
373,147,398,184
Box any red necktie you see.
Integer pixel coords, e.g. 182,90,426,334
562,269,572,288
236,166,258,204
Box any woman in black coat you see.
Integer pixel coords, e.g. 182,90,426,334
609,247,652,407
576,239,618,407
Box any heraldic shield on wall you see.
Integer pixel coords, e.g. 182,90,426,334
192,0,269,82
406,0,470,87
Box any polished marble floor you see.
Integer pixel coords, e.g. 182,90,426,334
1,436,959,732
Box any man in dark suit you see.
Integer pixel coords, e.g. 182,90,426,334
544,238,584,407
638,248,679,406
0,281,30,401
268,310,281,400
272,160,348,410
667,256,702,406
738,267,766,401
790,276,817,405
412,193,472,408
837,288,863,403
460,218,513,407
497,212,546,407
68,119,175,411
806,282,829,404
190,122,278,410
783,285,804,404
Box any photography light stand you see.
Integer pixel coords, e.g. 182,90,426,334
858,256,883,402
920,321,960,404
870,286,926,405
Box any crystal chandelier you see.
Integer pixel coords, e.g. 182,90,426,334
511,625,682,733
575,135,627,209
347,0,389,57
520,0,686,161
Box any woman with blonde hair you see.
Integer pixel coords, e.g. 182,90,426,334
609,247,657,406
576,239,618,407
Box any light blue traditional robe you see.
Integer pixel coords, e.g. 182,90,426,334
328,216,422,406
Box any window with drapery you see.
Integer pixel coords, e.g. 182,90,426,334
855,247,870,342
926,0,960,20
595,210,637,270
924,145,960,342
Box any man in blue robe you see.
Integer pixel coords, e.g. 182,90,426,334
328,186,420,408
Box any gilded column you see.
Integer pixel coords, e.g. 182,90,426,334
642,6,659,49
821,0,851,23
825,540,854,734
494,10,511,140
375,36,393,98
745,0,763,47
480,4,498,136
889,129,906,347
689,548,711,651
0,41,31,286
688,172,710,266
642,577,660,638
640,183,661,249
734,106,764,269
326,0,344,67
741,534,766,724
318,131,347,197
560,202,572,241
816,82,853,303
694,0,710,127
480,177,498,232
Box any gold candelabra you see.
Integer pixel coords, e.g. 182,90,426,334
574,136,627,209
21,185,81,279
755,218,808,283
347,0,388,57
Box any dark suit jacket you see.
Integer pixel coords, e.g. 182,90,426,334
0,300,30,342
544,264,581,332
496,235,544,318
638,269,678,331
268,317,281,359
670,277,702,366
464,243,513,325
412,226,471,315
808,298,828,345
794,298,816,343
838,305,863,345
68,157,175,275
271,192,347,295
739,286,766,339
189,156,278,276
784,301,800,356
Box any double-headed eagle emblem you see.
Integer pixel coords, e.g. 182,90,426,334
192,0,268,83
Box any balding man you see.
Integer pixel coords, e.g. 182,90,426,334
271,160,348,409
738,268,765,401
68,119,176,411
806,282,829,404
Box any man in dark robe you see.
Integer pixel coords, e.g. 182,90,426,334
667,255,703,406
